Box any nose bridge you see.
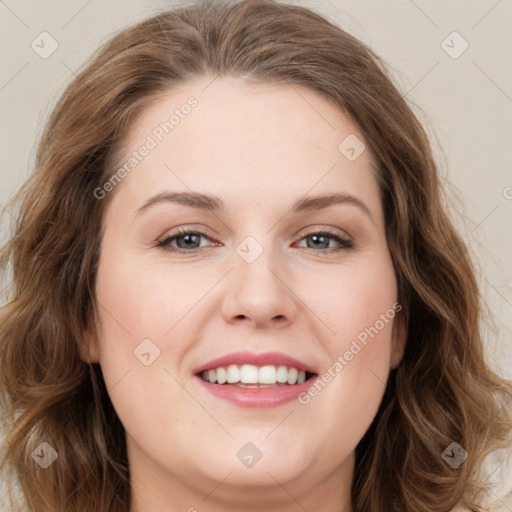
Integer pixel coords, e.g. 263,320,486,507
221,232,297,328
236,234,282,290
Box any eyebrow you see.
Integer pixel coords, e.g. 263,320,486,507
135,191,375,224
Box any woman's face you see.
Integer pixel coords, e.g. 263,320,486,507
87,76,406,508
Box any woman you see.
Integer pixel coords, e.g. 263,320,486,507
1,1,511,511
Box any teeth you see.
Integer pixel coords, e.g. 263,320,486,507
226,364,240,383
276,365,288,383
259,365,276,384
200,364,312,385
240,364,259,383
287,367,298,385
216,366,227,384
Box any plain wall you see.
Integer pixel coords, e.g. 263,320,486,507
0,0,511,384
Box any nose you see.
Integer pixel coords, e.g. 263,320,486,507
220,244,298,329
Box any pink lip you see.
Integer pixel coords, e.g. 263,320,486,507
192,351,318,409
192,350,317,375
194,374,319,408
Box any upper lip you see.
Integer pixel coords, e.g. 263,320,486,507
192,351,317,375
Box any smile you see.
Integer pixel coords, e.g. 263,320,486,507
193,352,319,408
199,364,316,386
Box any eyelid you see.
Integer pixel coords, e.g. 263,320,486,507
295,224,352,241
157,224,215,242
158,224,352,240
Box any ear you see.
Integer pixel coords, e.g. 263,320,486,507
389,309,407,370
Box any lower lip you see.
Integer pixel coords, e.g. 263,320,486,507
194,375,319,408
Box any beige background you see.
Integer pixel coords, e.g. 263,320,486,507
0,0,511,384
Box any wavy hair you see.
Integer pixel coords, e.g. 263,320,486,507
1,1,511,511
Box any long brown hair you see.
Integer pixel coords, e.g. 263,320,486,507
1,1,511,511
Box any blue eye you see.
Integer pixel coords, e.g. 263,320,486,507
156,227,353,254
296,231,353,252
157,228,208,252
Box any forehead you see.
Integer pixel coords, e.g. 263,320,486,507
106,76,382,223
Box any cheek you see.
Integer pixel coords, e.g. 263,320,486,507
93,254,198,438
297,255,398,426
94,253,206,352
299,313,396,463
298,254,398,351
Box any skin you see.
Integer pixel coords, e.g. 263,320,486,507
85,76,407,512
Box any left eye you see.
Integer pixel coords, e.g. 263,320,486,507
295,231,353,252
156,228,353,254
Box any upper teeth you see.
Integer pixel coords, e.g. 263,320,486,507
201,364,308,385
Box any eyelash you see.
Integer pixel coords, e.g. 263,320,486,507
156,226,354,254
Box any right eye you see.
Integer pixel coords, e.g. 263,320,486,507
156,227,215,253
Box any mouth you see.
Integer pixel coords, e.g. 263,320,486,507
192,351,319,407
196,364,318,388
